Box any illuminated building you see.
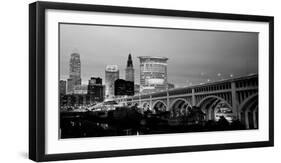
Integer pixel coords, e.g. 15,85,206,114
67,52,81,94
105,65,119,98
138,56,168,93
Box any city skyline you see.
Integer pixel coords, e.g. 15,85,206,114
59,23,260,139
59,23,258,88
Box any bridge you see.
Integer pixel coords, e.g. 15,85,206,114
116,74,258,129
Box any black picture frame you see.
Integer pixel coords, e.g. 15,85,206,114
29,1,274,162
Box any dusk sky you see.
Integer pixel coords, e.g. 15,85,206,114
59,23,258,88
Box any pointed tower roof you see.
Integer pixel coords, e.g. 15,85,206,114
127,53,133,67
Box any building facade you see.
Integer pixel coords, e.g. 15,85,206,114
73,85,88,94
125,54,134,82
105,65,119,98
67,53,81,94
138,56,168,94
59,80,67,95
114,79,134,96
60,94,91,106
88,77,105,102
88,77,102,85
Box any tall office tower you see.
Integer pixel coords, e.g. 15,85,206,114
125,54,134,82
88,77,105,102
138,56,168,94
105,65,119,98
67,52,81,94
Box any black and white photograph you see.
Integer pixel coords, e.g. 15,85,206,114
27,1,274,162
59,23,259,139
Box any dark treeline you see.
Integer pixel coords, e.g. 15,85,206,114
60,106,246,139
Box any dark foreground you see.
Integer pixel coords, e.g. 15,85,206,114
60,107,247,139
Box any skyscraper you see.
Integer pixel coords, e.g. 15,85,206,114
138,56,168,94
105,65,119,98
125,54,134,82
88,77,105,102
67,52,81,94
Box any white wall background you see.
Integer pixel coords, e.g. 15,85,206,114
0,0,280,162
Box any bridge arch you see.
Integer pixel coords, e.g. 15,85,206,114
239,93,258,129
197,95,232,121
169,98,192,117
140,101,150,111
152,100,167,113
